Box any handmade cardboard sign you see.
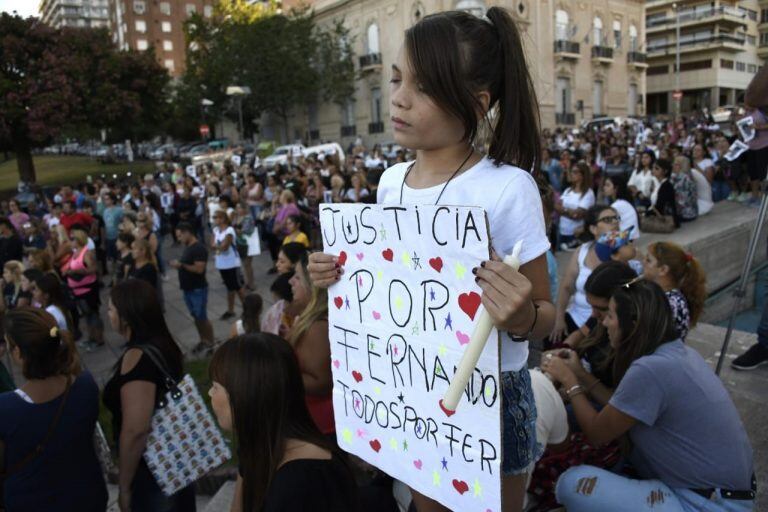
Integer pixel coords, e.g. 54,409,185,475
321,204,502,512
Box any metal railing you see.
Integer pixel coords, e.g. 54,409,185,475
368,122,385,134
647,34,746,53
340,125,357,137
591,46,614,59
555,112,576,125
627,51,647,63
359,53,382,69
554,40,580,55
646,5,748,28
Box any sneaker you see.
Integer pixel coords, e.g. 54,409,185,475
220,311,236,320
737,192,752,203
731,343,768,370
727,192,739,201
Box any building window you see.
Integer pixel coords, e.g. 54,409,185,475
556,77,571,113
593,16,603,46
137,39,148,51
161,21,172,33
720,59,734,69
629,24,638,52
761,8,768,23
185,3,196,16
679,59,711,71
164,59,175,72
613,20,621,49
748,63,758,73
366,23,380,55
370,87,382,123
341,99,355,127
628,83,638,116
204,5,213,17
761,33,768,46
736,61,746,72
135,19,146,33
133,0,145,14
746,35,756,45
593,81,603,116
160,2,171,15
555,9,569,41
647,65,668,75
163,40,173,51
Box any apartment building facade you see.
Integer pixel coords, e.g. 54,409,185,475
39,0,110,29
262,0,647,146
645,0,764,116
107,0,215,76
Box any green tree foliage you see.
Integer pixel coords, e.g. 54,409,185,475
171,2,356,141
0,13,170,183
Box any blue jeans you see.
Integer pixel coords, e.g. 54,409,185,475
757,298,768,349
183,287,208,321
556,466,754,512
501,368,542,475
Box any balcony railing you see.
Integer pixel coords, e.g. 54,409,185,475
359,53,382,70
646,6,748,29
554,40,581,56
647,34,746,54
555,112,576,125
340,125,356,137
308,129,320,141
627,51,647,63
591,46,614,60
368,122,385,134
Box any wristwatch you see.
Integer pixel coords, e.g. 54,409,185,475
508,302,539,342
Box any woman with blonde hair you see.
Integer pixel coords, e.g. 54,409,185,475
287,251,334,435
128,238,158,290
63,225,104,350
0,260,29,313
49,225,73,272
642,241,706,341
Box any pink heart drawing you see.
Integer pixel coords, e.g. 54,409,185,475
413,459,423,470
356,252,364,261
372,311,382,320
456,331,470,346
356,428,367,438
333,359,340,369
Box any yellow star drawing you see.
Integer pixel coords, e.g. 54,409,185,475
377,270,383,281
438,343,448,357
401,251,412,267
432,470,441,487
455,262,467,279
473,478,482,497
341,428,353,444
389,437,399,451
394,296,404,310
484,384,494,399
373,386,382,395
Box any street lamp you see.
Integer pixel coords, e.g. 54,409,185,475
226,86,251,143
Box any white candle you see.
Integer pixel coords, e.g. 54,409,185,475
439,241,523,416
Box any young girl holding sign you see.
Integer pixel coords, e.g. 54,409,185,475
309,8,554,511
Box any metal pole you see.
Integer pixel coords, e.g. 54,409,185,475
238,96,244,143
716,182,768,375
675,4,681,119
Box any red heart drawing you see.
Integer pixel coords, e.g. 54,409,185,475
458,292,482,320
429,257,443,273
333,296,343,309
452,479,469,495
369,439,381,452
352,371,363,383
337,251,347,266
382,248,394,261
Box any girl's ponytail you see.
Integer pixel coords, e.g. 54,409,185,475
484,7,541,172
648,242,707,326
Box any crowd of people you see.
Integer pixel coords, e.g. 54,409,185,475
1,7,765,512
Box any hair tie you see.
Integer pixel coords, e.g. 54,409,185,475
684,252,693,263
49,326,59,338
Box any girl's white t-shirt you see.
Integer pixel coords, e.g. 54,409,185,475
628,169,658,199
213,226,241,270
378,157,551,373
559,188,596,236
46,304,68,332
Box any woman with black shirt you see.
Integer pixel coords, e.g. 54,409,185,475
208,334,358,512
646,158,679,228
128,239,158,290
103,279,194,512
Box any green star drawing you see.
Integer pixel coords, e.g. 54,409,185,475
435,365,442,376
341,428,353,444
369,341,376,350
455,261,467,279
379,224,387,241
403,439,409,451
411,324,419,335
432,470,441,486
473,478,482,497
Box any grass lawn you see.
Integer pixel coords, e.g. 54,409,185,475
0,155,156,193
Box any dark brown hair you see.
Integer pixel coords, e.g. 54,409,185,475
209,334,342,511
405,8,541,171
611,280,677,383
241,293,263,334
4,307,79,379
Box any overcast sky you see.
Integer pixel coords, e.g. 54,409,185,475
0,0,39,17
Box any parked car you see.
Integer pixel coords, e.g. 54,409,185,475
262,144,306,167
